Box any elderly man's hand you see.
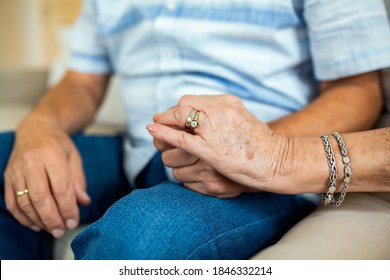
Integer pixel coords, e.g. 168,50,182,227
4,119,90,238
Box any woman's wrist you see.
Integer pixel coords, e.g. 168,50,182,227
268,135,296,193
251,133,298,194
274,137,330,194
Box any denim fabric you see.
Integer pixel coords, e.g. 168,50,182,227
0,131,315,260
72,182,315,260
0,132,130,259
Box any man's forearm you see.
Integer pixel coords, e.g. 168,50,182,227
18,71,110,134
269,71,383,137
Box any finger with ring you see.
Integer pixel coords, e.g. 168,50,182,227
16,188,29,197
185,109,200,130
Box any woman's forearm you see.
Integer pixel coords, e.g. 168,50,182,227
285,128,390,194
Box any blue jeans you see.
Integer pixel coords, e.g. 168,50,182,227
0,132,315,260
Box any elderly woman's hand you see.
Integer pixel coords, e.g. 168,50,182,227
147,94,294,193
153,136,250,197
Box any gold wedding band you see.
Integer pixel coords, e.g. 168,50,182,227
16,189,29,197
185,109,200,130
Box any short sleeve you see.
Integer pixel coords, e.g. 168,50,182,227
304,0,390,81
68,0,112,74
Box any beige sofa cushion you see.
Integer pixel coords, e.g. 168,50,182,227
252,193,390,259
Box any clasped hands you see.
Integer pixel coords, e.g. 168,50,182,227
147,94,291,197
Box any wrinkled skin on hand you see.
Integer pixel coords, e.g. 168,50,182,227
154,136,249,197
148,94,293,196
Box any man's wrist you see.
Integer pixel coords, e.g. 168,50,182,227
17,112,65,134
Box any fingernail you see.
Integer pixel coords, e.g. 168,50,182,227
30,225,41,232
66,219,78,230
51,228,65,239
146,124,158,132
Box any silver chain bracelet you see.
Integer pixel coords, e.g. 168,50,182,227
331,132,352,207
320,134,337,205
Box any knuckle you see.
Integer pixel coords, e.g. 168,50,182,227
29,190,48,205
23,145,61,165
173,107,184,124
177,131,188,149
40,215,59,230
59,205,75,218
17,198,33,210
21,150,40,166
224,94,242,104
52,180,70,196
178,94,192,105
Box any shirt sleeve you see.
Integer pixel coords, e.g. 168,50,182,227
304,0,390,81
68,0,112,74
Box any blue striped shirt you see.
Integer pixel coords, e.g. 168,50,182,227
69,0,390,183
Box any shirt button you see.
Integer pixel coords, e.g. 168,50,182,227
165,1,177,12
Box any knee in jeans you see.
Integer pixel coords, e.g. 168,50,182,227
73,186,199,259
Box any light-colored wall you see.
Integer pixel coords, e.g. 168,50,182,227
0,0,81,68
0,0,25,67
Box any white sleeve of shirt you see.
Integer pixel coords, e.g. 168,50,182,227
68,0,113,74
304,0,390,80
